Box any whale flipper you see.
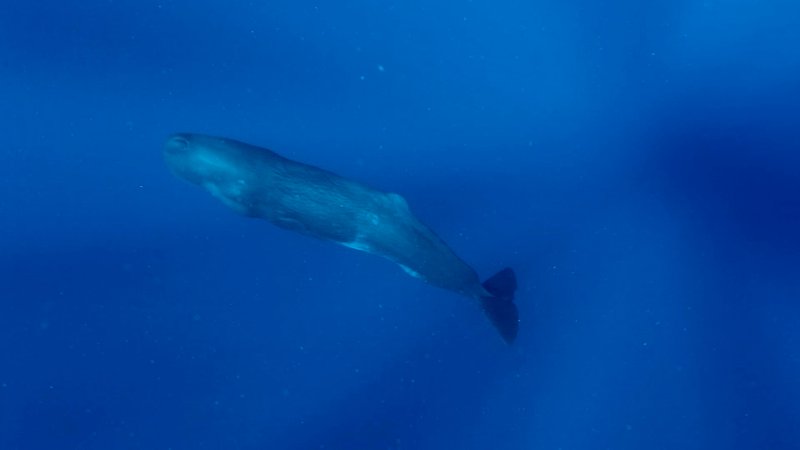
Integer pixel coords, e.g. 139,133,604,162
480,268,519,344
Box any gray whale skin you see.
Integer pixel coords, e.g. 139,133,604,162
164,133,519,343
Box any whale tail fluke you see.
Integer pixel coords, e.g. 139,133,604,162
480,268,519,344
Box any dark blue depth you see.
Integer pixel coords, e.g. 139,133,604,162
1,0,798,449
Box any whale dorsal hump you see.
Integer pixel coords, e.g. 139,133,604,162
386,192,409,211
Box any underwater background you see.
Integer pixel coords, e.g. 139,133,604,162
1,0,798,448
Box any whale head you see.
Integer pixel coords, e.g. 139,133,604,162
164,133,263,216
163,133,248,186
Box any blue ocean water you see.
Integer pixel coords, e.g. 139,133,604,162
1,0,798,448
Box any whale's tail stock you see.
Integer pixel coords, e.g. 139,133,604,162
480,268,519,344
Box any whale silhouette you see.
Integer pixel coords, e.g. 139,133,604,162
164,133,518,343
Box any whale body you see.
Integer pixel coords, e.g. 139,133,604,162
164,133,519,343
